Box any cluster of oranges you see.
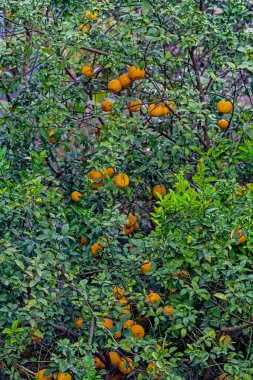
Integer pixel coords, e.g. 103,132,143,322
121,213,140,235
217,100,233,130
79,10,98,32
35,370,71,380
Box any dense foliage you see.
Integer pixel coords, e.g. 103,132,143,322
0,0,253,379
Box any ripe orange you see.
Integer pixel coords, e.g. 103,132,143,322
103,167,115,177
123,319,136,329
130,324,145,339
113,286,125,299
121,226,133,235
81,65,94,77
93,356,106,369
35,370,53,380
114,331,122,339
147,103,164,117
75,317,83,329
141,260,152,275
118,298,130,310
118,357,133,375
132,222,139,232
146,291,161,304
218,119,229,130
129,245,137,252
48,129,58,144
147,363,161,379
128,66,145,80
102,318,114,329
152,184,166,199
101,100,113,112
108,79,122,93
126,213,137,227
70,191,82,202
91,242,102,256
118,74,132,89
57,373,72,380
80,237,88,245
162,306,174,316
217,100,233,114
84,10,98,20
219,335,232,345
108,351,121,366
217,373,234,380
114,173,130,188
79,24,90,31
128,99,142,112
230,228,247,245
88,170,105,190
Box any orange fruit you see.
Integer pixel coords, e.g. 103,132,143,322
114,173,129,188
79,24,90,31
129,245,137,252
118,298,130,310
219,335,232,345
75,317,83,329
152,184,166,199
141,260,152,275
101,100,113,112
114,331,122,339
88,170,105,190
218,119,229,130
70,191,82,202
80,237,88,245
102,318,114,329
35,369,53,380
123,319,136,329
57,373,72,380
128,66,145,80
147,103,164,117
118,357,133,375
162,306,174,316
122,226,133,235
84,10,98,20
91,242,102,256
31,328,43,342
108,79,122,93
217,373,234,380
126,213,137,228
128,99,142,112
132,222,139,232
48,129,58,144
118,74,132,89
113,286,125,299
146,291,161,304
217,100,233,114
230,228,247,245
81,65,94,77
103,167,115,177
93,356,106,369
147,363,161,379
108,351,121,366
130,324,145,339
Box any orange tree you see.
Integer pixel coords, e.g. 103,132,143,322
0,0,253,379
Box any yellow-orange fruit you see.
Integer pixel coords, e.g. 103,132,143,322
217,100,233,114
146,291,161,304
108,352,121,366
218,119,229,130
219,335,232,345
118,298,130,309
79,24,90,31
132,222,139,232
123,319,136,329
114,331,122,339
102,318,113,329
147,363,161,379
147,103,164,117
88,170,104,190
48,129,58,144
35,370,53,380
91,242,102,256
118,74,132,89
70,191,82,202
152,184,167,199
129,245,137,252
108,79,122,93
80,237,88,245
126,214,137,228
130,324,145,339
84,10,98,20
57,373,72,380
103,167,115,177
162,306,174,316
93,356,106,369
230,228,247,245
81,65,94,77
141,260,152,275
128,99,142,112
75,317,83,329
114,173,130,188
118,358,133,375
128,66,145,80
217,373,234,380
101,100,113,112
113,286,125,299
